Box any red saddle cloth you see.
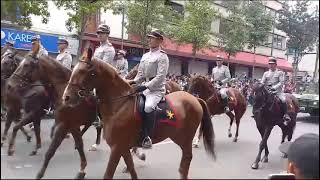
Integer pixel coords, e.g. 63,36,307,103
135,95,181,128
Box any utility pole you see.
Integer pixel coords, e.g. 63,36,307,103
313,41,319,82
120,3,125,50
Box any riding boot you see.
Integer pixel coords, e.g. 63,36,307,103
142,111,155,149
222,97,230,113
282,102,291,125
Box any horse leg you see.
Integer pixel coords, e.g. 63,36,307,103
103,145,122,179
179,142,193,179
30,117,42,156
19,125,32,142
7,111,34,156
122,149,138,179
233,109,244,142
1,111,15,147
50,122,56,139
123,147,146,173
251,126,273,169
262,144,269,163
192,124,201,148
71,128,87,179
132,147,146,161
36,123,67,179
89,125,102,151
226,111,235,138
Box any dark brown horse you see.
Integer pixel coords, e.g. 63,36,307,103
188,75,247,143
7,53,104,179
1,50,36,149
250,82,298,169
62,57,216,179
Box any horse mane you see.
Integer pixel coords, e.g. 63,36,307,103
38,55,72,82
92,59,131,90
190,75,215,93
125,63,139,80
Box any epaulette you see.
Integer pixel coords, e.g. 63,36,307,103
160,49,166,54
107,42,113,46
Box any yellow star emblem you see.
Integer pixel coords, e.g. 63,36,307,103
166,110,174,119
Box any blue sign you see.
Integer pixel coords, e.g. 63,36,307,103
1,28,59,53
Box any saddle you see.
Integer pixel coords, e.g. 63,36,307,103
269,93,287,114
135,94,179,142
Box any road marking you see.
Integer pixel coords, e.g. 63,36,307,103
23,164,32,168
15,166,22,169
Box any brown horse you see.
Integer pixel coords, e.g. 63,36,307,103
62,57,216,179
6,53,104,179
188,75,247,143
126,63,182,93
250,82,298,169
1,51,33,147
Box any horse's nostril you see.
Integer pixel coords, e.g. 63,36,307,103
64,95,70,102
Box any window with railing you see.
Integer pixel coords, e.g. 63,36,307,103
164,0,184,15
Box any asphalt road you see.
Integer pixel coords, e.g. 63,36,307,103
1,107,319,179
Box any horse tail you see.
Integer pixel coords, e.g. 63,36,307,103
198,98,216,160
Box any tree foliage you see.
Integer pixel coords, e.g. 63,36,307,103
53,0,113,33
167,1,218,58
277,0,319,63
243,0,273,51
111,0,181,49
1,0,50,29
216,1,248,59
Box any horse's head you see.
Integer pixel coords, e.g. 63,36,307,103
1,49,21,81
188,75,215,99
63,49,97,107
251,82,271,107
6,54,42,96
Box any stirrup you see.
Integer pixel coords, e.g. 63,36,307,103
142,137,152,149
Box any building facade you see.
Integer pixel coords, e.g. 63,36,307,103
80,0,292,79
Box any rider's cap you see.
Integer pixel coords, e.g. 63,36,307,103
5,40,15,46
96,24,110,34
279,133,319,178
268,57,277,64
147,29,164,40
31,35,41,42
117,49,126,56
216,55,223,61
57,37,69,45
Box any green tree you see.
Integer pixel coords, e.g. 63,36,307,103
111,0,181,52
1,0,50,29
53,0,113,57
277,1,319,79
167,1,218,62
243,0,273,75
216,1,248,63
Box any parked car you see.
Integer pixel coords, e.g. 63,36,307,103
292,83,319,116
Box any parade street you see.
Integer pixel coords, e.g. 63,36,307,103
1,107,319,179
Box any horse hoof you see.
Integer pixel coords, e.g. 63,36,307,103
140,153,146,161
89,144,98,151
281,153,288,158
192,144,199,148
36,173,43,179
263,158,268,163
75,172,86,179
27,136,32,142
233,138,238,142
122,167,129,173
251,163,259,169
29,150,37,156
228,133,232,138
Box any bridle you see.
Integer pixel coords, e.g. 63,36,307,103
1,53,19,80
69,60,138,102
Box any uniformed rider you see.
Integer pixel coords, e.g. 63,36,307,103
128,29,169,149
56,37,72,70
261,57,291,124
93,24,116,67
115,49,128,78
2,40,15,58
30,35,48,58
211,55,231,113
